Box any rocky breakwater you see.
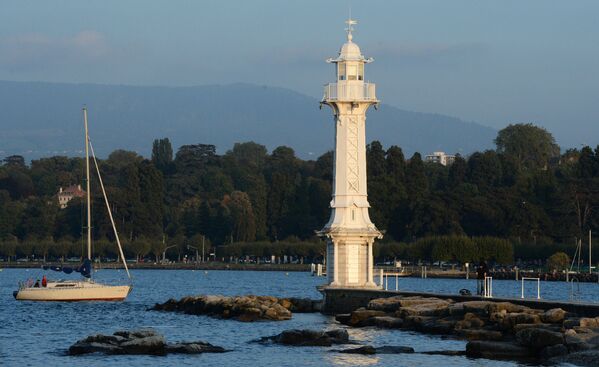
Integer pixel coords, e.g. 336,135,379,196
256,329,350,346
68,329,228,356
335,295,599,365
151,295,319,322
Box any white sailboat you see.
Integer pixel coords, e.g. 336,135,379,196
14,108,132,301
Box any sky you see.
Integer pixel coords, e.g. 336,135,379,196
0,0,598,150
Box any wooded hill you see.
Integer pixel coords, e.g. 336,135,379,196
0,123,597,263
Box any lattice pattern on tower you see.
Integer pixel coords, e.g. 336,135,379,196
346,116,359,192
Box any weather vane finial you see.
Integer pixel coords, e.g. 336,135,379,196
345,8,357,42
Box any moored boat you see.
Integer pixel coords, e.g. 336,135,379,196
14,108,132,302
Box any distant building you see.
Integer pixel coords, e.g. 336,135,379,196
57,185,85,209
425,151,456,166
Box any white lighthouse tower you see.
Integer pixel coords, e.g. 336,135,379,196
318,18,382,288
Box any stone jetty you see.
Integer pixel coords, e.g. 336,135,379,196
150,295,319,321
335,295,599,364
68,329,228,356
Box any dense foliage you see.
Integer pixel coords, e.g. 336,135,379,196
0,123,597,263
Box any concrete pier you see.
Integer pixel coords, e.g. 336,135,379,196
322,287,599,317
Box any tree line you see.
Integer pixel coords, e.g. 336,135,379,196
0,123,598,264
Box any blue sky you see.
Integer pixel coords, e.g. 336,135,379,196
1,0,598,149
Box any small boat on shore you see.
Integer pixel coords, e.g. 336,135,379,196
14,108,132,302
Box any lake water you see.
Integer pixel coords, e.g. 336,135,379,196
2,268,596,367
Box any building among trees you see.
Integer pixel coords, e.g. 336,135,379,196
57,185,85,209
424,151,456,166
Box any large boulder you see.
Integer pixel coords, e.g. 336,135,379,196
456,312,485,329
348,308,387,327
339,345,414,354
339,345,376,354
541,308,566,324
460,301,496,316
515,327,564,349
68,329,227,356
368,296,451,312
579,317,599,328
540,344,568,359
69,329,166,355
367,296,404,312
499,312,541,331
396,301,451,318
259,329,349,347
564,329,599,352
420,318,456,334
512,323,560,333
466,341,534,359
459,301,532,317
371,316,403,329
165,342,227,354
550,349,599,367
119,335,167,355
456,329,503,341
279,298,320,313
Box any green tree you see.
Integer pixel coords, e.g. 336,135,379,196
495,123,560,170
151,138,173,173
546,252,570,271
130,236,151,262
224,191,256,242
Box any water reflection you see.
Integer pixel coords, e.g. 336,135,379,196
327,353,379,366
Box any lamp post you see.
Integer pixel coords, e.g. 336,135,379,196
202,235,205,263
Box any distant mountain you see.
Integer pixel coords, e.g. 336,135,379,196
0,80,496,161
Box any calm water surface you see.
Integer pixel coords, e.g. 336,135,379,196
2,268,591,367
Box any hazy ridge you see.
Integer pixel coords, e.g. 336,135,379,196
0,80,496,160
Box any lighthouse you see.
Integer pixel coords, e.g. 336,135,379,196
318,18,382,288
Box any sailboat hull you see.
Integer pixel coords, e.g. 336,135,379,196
14,282,131,301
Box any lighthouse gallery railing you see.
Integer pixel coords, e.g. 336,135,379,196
323,83,376,101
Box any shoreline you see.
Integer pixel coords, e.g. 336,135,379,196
4,262,599,283
0,262,311,272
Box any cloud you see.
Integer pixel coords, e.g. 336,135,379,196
0,30,112,72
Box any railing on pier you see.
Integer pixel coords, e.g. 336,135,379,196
483,276,493,298
310,263,326,277
322,83,377,101
521,277,541,299
377,268,409,291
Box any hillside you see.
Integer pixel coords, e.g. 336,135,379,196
0,80,496,160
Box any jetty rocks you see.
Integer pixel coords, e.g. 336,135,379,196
257,329,349,346
336,295,599,364
151,295,319,321
68,329,227,356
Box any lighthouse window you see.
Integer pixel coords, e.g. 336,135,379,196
347,65,357,80
338,63,345,80
358,64,364,81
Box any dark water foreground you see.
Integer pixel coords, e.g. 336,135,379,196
0,269,576,367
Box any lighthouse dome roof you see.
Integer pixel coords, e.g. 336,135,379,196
339,40,363,60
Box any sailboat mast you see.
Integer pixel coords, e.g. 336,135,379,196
83,107,92,260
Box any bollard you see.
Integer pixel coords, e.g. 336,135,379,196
379,268,384,288
395,273,399,291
